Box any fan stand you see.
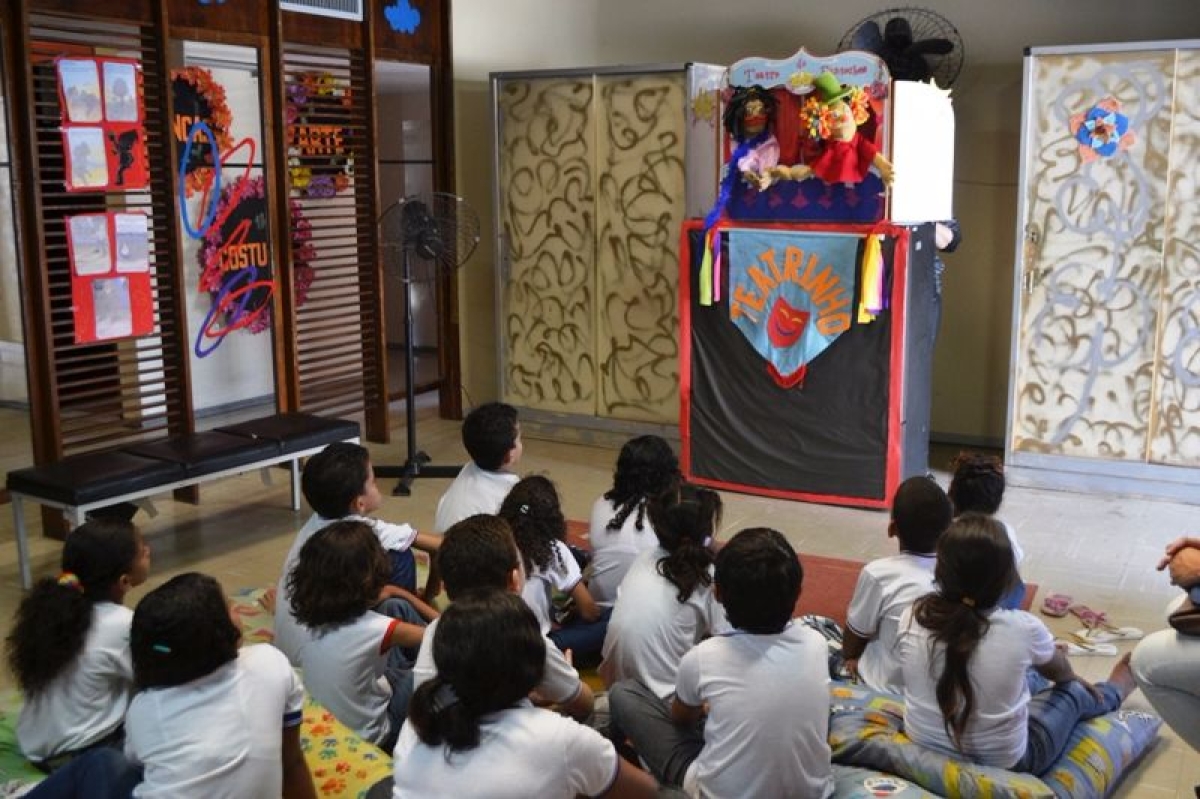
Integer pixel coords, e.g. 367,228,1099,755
373,244,461,496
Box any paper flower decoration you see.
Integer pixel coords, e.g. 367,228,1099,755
287,71,354,198
1069,98,1134,162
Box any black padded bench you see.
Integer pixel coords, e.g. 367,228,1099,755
7,412,359,589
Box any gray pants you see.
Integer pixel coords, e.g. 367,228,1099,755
608,679,704,788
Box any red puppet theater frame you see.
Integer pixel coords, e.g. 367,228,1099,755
679,219,938,509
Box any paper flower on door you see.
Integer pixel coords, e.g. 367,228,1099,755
1069,98,1134,162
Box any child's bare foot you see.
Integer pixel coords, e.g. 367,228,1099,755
1106,652,1136,701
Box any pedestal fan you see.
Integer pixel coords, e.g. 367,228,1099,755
374,192,480,496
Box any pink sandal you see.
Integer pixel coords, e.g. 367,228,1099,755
1041,593,1072,618
1069,604,1111,630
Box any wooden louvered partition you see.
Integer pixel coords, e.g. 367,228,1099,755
18,11,190,459
281,45,386,429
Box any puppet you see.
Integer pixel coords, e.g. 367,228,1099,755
796,71,894,186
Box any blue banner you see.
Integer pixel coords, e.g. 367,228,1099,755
727,229,860,386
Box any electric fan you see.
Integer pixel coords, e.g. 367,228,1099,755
374,192,480,496
839,7,964,87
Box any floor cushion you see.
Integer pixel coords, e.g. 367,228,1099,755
829,683,1160,799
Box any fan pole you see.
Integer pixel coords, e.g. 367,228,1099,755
375,245,462,496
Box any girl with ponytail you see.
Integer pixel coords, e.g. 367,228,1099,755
898,514,1135,774
599,483,730,699
5,518,149,769
394,589,658,798
588,435,679,606
499,476,607,661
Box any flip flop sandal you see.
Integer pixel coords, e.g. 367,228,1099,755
1060,639,1119,657
1068,604,1111,629
1072,626,1145,643
1041,593,1073,617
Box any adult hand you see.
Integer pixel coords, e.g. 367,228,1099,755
1166,547,1200,589
1156,536,1200,571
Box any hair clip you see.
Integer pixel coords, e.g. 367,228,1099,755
152,643,172,654
519,504,529,515
960,596,976,608
431,682,460,714
57,572,84,592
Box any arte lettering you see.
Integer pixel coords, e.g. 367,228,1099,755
730,245,851,335
292,125,344,155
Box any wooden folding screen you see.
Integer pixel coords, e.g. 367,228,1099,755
2,0,454,496
279,35,386,433
10,8,190,464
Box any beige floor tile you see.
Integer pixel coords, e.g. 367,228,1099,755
1,401,1198,793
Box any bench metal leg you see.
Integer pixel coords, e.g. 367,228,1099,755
13,496,31,591
290,458,301,511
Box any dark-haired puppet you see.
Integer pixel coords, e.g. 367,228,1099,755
723,85,783,191
797,72,894,186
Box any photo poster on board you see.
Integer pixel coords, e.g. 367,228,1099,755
57,56,149,192
66,212,154,344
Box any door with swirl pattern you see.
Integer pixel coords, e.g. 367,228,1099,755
1011,45,1200,468
495,68,691,424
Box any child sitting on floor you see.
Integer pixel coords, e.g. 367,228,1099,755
393,589,659,799
30,573,316,798
588,435,680,607
841,475,952,692
948,451,1027,609
273,441,438,663
609,527,834,798
7,519,150,771
126,573,315,797
288,521,425,752
898,514,1136,774
499,475,607,661
599,483,728,699
429,402,523,599
414,514,594,722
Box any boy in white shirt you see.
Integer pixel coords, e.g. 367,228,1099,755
274,442,439,664
840,475,952,693
413,513,595,722
427,402,523,598
609,528,834,799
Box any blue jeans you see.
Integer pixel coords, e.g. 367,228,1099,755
373,596,422,753
548,606,612,663
24,748,141,799
389,548,417,593
1014,678,1123,775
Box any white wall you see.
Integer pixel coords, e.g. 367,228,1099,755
451,0,1200,442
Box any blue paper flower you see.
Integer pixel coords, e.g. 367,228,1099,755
1071,99,1133,160
384,1,422,34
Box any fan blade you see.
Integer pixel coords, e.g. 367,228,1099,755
883,17,914,49
851,20,884,53
908,38,954,57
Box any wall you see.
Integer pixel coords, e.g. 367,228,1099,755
451,0,1200,442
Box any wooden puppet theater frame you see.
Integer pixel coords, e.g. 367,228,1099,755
680,221,938,510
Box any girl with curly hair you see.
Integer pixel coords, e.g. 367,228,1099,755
948,451,1027,609
6,519,149,771
499,476,607,661
287,520,425,751
587,435,680,606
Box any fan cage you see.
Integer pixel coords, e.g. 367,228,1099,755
838,6,964,88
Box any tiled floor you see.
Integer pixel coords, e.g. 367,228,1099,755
0,401,1196,795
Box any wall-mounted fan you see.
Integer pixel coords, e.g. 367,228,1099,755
374,192,480,496
839,7,964,87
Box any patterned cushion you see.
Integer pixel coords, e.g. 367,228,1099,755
831,764,939,798
301,695,392,798
828,684,1160,799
